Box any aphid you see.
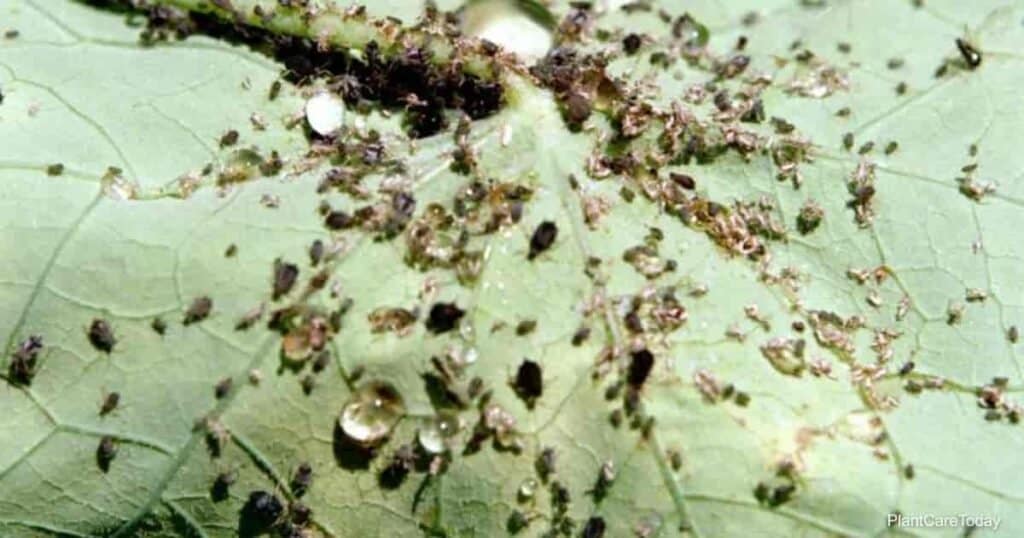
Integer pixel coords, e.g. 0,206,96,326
670,172,696,190
627,349,655,387
312,350,331,373
219,129,239,147
792,320,806,332
837,42,851,53
887,58,904,69
300,374,316,395
536,447,556,480
241,491,284,531
4,29,18,39
1008,325,1019,344
515,320,537,336
309,239,324,266
736,35,748,50
667,449,683,470
513,359,543,405
248,369,263,385
183,296,213,325
268,80,282,101
582,517,606,538
884,141,899,155
214,377,232,399
797,199,824,235
622,33,643,55
290,501,312,525
969,144,979,157
224,243,237,257
9,335,43,385
425,302,464,334
528,221,558,260
507,510,529,533
235,303,265,331
734,391,751,406
324,210,353,230
100,391,120,416
899,361,915,376
595,460,615,493
609,408,623,427
858,141,875,155
272,259,299,300
96,435,118,472
569,325,593,346
836,107,851,117
904,464,915,480
842,132,854,150
210,471,235,501
291,462,313,497
955,38,982,69
88,318,116,353
46,163,64,176
895,81,907,95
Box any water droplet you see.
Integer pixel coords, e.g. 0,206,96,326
461,0,553,62
417,411,462,454
305,92,345,136
518,478,537,501
339,382,405,445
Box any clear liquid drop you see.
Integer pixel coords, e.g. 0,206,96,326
339,381,404,445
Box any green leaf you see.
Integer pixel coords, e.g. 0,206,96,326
3,0,1024,537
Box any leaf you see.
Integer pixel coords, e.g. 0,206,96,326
2,1,1024,537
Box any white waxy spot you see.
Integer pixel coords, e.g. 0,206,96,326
305,92,345,136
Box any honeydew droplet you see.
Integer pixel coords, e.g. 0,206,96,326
305,92,346,136
339,381,405,445
417,411,462,454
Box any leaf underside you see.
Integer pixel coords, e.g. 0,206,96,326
1,1,1024,537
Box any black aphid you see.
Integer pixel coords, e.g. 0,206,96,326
219,129,239,147
46,163,64,176
291,462,313,497
528,221,558,260
9,335,43,385
214,377,232,399
300,374,315,395
88,319,116,353
426,302,464,334
309,239,324,266
241,490,284,531
96,435,117,472
324,210,353,230
290,501,312,525
582,516,606,538
955,38,982,69
183,296,213,325
899,361,915,376
272,259,299,301
571,327,591,346
514,359,543,405
622,33,643,55
100,392,120,416
627,349,655,387
670,172,696,190
563,93,592,130
224,244,237,257
211,471,235,502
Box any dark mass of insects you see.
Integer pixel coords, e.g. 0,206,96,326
88,318,116,353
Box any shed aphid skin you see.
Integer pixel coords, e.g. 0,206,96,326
88,319,116,353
